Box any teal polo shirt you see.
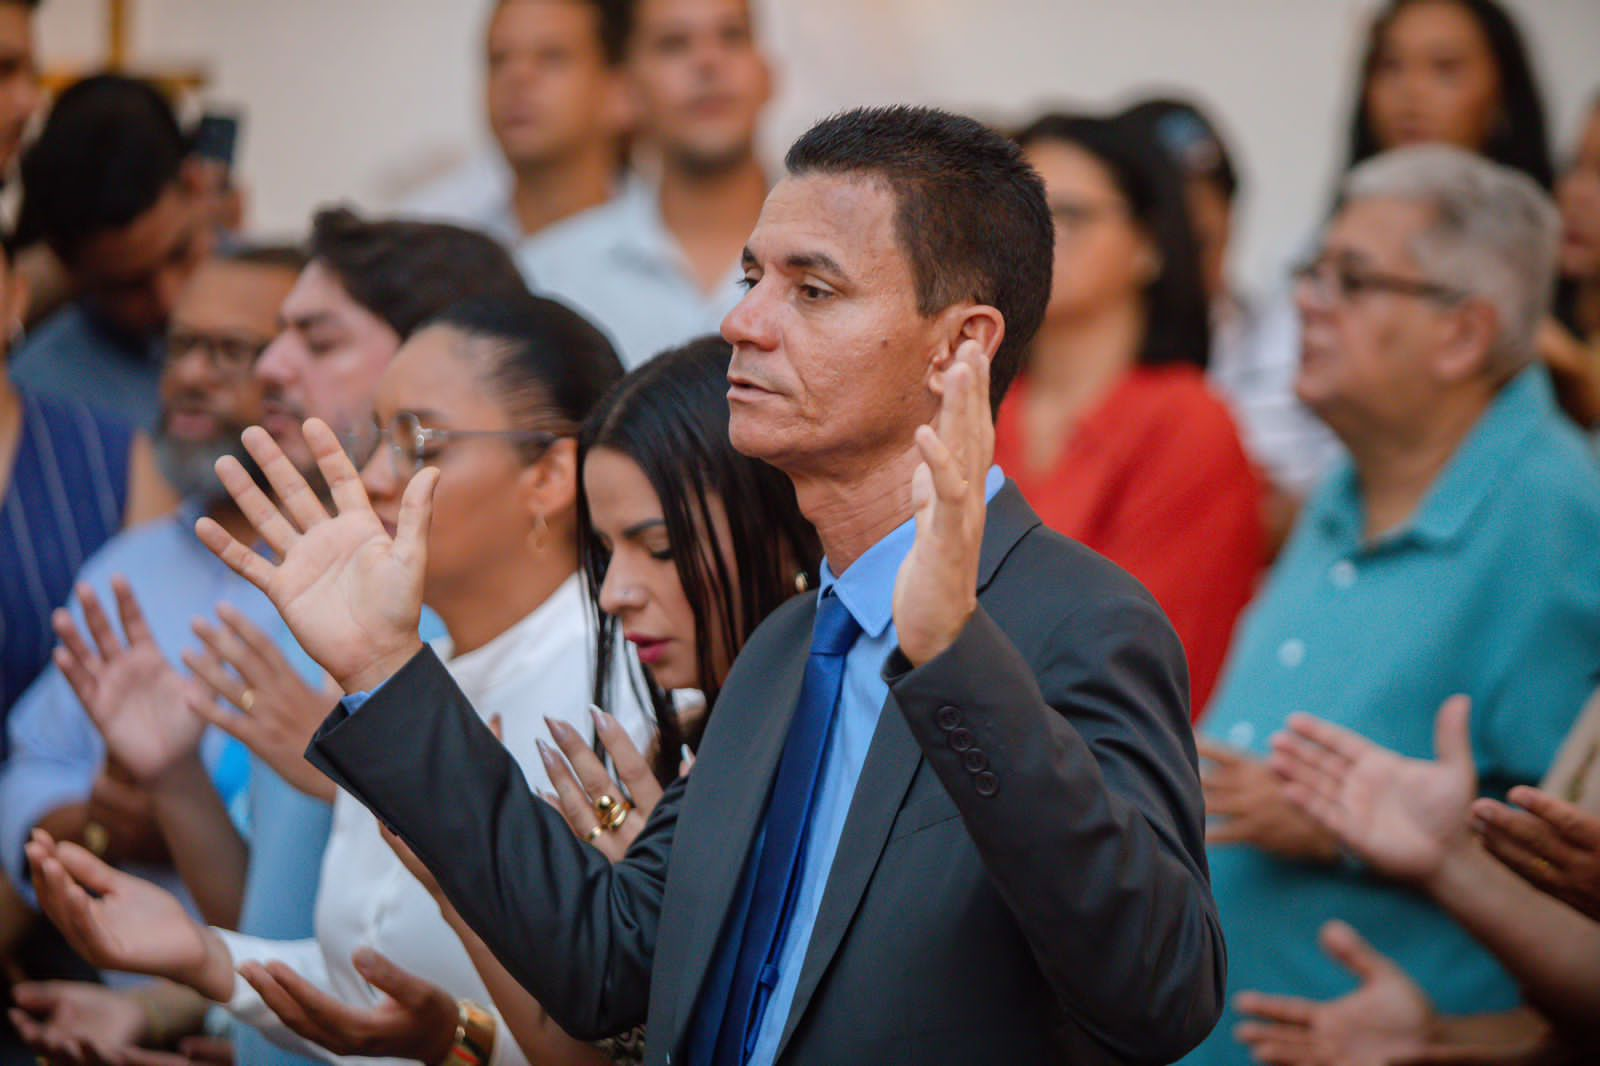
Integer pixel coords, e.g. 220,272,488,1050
1190,366,1600,1065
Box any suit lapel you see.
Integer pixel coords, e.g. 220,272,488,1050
659,599,813,1051
773,481,1042,1055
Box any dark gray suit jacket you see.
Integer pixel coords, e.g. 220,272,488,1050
309,483,1225,1064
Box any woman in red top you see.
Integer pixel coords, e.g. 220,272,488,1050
994,113,1264,717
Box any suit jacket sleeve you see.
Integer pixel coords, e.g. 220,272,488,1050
306,646,675,1040
885,595,1225,1062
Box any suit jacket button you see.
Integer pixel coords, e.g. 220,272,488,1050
948,727,975,752
936,705,962,731
974,771,999,797
962,748,989,773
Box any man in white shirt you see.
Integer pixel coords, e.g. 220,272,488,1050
519,0,772,367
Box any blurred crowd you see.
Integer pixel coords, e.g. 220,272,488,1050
0,0,1598,1063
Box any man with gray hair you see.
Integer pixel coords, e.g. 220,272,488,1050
1187,145,1600,1065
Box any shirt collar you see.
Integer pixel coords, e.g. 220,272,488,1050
1314,364,1555,550
818,465,1005,640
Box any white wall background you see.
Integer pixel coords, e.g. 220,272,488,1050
32,0,1600,294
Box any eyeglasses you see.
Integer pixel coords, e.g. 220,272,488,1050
362,411,563,478
166,329,271,377
1291,256,1469,307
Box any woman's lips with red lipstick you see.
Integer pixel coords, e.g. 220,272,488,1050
626,633,670,665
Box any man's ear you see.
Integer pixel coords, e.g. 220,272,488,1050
518,437,580,524
1433,298,1499,384
927,304,1005,397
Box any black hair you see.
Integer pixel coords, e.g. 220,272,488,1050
424,292,625,443
1121,95,1241,203
308,207,530,340
784,105,1053,417
1347,0,1553,188
579,335,821,781
15,74,188,262
1015,112,1212,371
492,0,633,67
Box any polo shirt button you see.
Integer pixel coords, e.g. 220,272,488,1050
974,771,999,797
1329,560,1357,589
1277,638,1306,669
936,706,962,731
962,748,989,774
949,727,975,752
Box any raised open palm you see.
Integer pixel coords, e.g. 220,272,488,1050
52,579,205,784
1270,696,1478,884
195,420,435,695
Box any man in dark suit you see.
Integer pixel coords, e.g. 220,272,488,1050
38,106,1223,1063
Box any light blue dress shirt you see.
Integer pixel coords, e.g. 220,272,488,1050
745,466,1004,1064
1189,366,1600,1065
9,301,165,430
0,503,257,907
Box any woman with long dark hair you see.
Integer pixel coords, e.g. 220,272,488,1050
991,113,1263,716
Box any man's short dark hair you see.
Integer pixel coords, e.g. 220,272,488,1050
784,105,1052,415
497,0,632,66
307,208,531,339
15,73,188,263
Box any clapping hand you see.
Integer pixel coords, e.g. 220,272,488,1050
52,579,206,786
9,981,148,1065
1200,738,1339,863
892,345,993,667
1235,922,1435,1066
235,951,457,1063
1471,786,1600,922
540,709,667,862
1268,697,1478,884
195,419,433,696
181,603,338,802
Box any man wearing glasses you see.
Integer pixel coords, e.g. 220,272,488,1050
1188,145,1600,1065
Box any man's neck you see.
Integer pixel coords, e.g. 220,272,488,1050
1342,388,1494,542
510,147,616,238
791,444,923,576
659,152,767,296
1024,300,1145,417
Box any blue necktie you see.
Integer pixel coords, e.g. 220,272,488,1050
709,591,862,1065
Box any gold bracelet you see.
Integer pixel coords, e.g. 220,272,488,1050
443,1000,496,1066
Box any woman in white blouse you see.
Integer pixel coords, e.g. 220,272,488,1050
24,294,645,1065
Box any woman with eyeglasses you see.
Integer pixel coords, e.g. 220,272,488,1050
22,292,647,1066
991,113,1264,718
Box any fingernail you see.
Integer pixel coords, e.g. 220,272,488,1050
591,706,608,732
537,740,557,766
545,716,571,739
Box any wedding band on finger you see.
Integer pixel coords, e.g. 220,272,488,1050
606,804,631,832
584,823,606,843
239,688,256,713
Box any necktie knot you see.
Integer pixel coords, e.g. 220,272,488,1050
811,591,862,657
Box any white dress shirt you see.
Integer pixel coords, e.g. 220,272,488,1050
215,575,651,1066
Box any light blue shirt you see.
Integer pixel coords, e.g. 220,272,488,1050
10,301,165,430
1189,366,1600,1064
747,466,1004,1064
0,503,258,907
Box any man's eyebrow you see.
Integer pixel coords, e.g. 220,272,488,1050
783,252,847,278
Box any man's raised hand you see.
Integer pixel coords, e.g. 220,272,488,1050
195,419,434,695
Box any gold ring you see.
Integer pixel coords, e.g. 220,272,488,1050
584,824,606,842
84,821,110,858
240,688,256,713
594,794,619,817
606,803,632,832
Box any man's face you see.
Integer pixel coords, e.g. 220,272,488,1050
486,0,623,171
627,0,769,173
1295,197,1462,431
155,260,296,499
0,3,40,174
723,174,939,475
252,261,402,471
72,182,212,340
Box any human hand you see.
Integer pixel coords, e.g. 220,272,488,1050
1235,921,1435,1066
1471,786,1600,922
1269,697,1477,885
235,950,457,1063
194,419,431,696
892,346,993,667
52,578,206,785
86,768,165,866
540,709,664,862
23,830,234,1001
8,981,147,1065
1201,737,1339,862
181,603,338,802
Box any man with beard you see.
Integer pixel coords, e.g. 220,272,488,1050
0,247,300,939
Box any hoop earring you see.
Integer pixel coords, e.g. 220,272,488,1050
528,513,549,554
